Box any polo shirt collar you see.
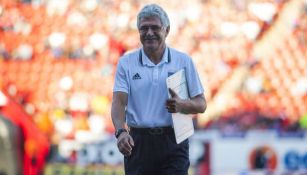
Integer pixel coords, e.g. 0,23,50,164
139,47,171,66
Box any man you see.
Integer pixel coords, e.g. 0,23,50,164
111,3,206,175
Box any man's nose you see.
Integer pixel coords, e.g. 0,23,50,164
146,28,155,35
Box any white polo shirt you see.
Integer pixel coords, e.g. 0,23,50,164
113,46,204,128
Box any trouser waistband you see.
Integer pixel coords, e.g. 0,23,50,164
129,126,173,135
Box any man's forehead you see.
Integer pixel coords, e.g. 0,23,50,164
139,16,162,25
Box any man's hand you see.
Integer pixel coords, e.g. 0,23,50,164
117,132,134,156
166,88,184,113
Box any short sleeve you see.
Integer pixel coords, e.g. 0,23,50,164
113,58,129,93
185,58,204,98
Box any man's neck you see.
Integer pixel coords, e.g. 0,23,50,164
144,46,166,65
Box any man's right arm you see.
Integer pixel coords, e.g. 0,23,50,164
111,91,134,156
111,91,128,131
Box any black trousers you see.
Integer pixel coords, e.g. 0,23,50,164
124,127,190,175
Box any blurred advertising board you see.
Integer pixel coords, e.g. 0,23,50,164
192,130,307,175
44,130,307,175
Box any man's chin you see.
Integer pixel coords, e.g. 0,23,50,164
143,45,158,52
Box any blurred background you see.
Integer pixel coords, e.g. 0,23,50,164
0,0,306,174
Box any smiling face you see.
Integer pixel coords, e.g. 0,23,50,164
139,16,169,56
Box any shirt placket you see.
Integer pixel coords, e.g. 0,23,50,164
153,66,159,85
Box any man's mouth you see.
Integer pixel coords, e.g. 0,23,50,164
144,37,158,41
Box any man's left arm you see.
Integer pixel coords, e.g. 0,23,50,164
166,88,207,114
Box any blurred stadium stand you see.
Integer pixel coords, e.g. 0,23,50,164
0,0,306,174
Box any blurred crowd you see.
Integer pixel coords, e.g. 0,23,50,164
0,0,307,165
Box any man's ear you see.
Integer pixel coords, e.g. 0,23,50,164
165,26,170,36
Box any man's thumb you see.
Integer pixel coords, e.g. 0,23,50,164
129,137,134,147
168,88,177,97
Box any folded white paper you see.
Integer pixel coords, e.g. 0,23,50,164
166,69,194,144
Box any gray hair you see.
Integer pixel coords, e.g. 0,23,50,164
137,4,170,29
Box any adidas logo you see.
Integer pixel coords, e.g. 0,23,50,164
132,73,141,80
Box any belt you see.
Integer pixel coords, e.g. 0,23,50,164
129,126,174,135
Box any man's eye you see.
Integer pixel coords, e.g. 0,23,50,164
140,27,149,31
151,26,159,31
139,26,162,32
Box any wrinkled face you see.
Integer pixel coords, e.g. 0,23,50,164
138,16,169,53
